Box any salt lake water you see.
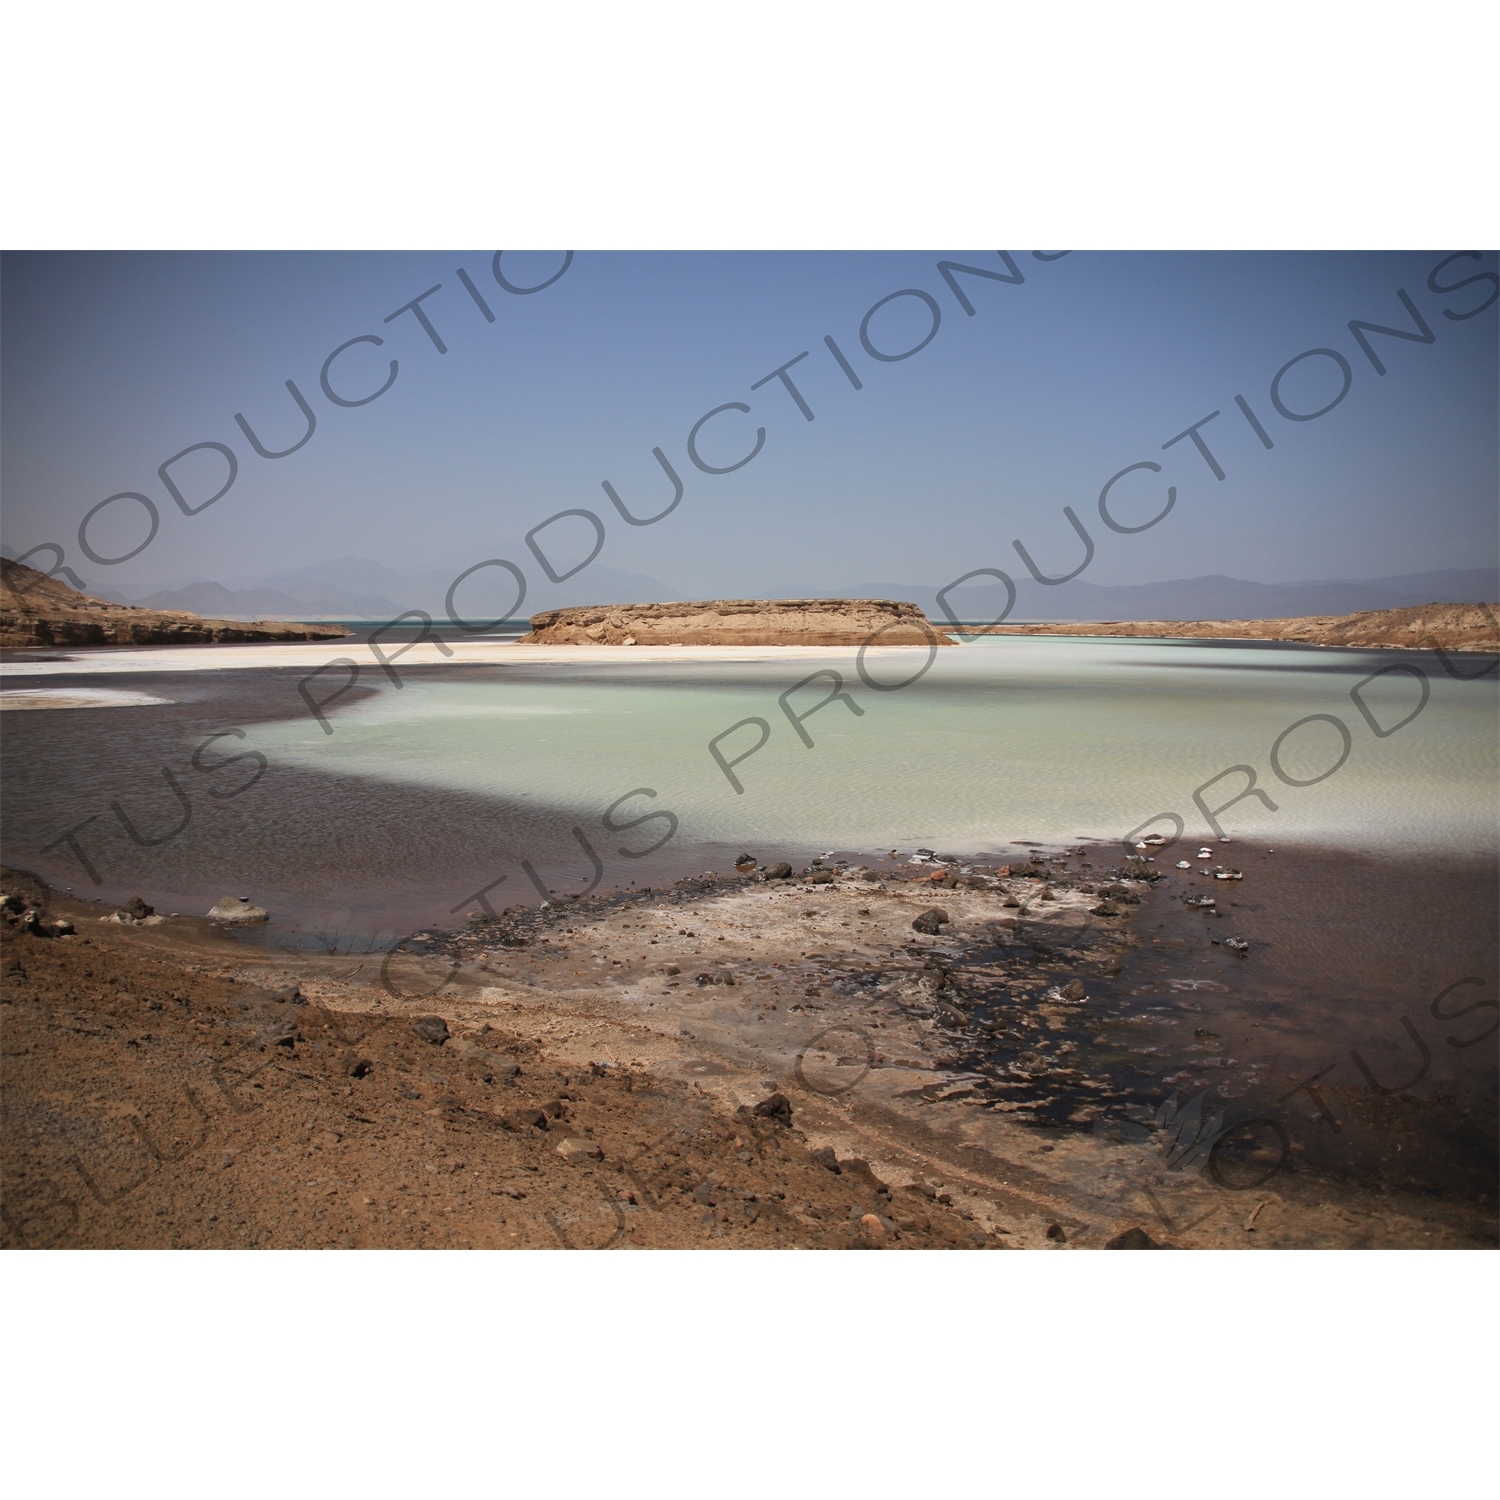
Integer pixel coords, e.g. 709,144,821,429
2,635,1496,934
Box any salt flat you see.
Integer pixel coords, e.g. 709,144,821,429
0,687,175,709
0,639,935,678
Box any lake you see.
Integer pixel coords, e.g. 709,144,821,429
2,635,1495,939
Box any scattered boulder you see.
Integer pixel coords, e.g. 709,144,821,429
751,1092,793,1125
122,895,154,919
912,907,950,935
207,896,268,926
761,863,793,880
1105,1226,1169,1249
556,1138,603,1163
1062,979,1087,1002
810,1147,840,1172
340,1051,374,1078
504,1108,549,1132
412,1015,450,1045
838,1158,890,1195
1090,900,1121,917
1046,1222,1067,1242
805,870,835,885
452,1040,520,1078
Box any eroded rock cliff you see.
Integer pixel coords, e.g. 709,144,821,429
521,598,954,647
1,559,351,649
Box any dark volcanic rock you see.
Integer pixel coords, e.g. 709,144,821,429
1105,1226,1169,1249
751,1092,793,1125
413,1015,450,1045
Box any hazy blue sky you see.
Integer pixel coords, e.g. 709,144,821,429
3,250,1495,599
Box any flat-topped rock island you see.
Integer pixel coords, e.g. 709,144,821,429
520,597,955,647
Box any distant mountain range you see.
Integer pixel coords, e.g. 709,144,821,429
92,558,686,623
89,560,1498,626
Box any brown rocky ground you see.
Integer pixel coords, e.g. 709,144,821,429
0,871,989,1250
5,849,1491,1251
971,601,1499,652
0,558,350,649
521,598,954,647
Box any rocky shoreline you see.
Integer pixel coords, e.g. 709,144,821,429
967,601,1499,652
5,841,1492,1250
0,558,350,650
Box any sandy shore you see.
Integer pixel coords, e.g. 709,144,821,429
5,843,1492,1250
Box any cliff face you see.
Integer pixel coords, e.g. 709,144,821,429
971,602,1499,652
0,559,351,649
520,598,956,647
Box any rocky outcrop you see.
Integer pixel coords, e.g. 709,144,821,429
521,598,955,647
970,602,1499,652
1,559,351,649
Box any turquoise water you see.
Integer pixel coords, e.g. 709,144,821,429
238,637,1498,858
3,636,1495,930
